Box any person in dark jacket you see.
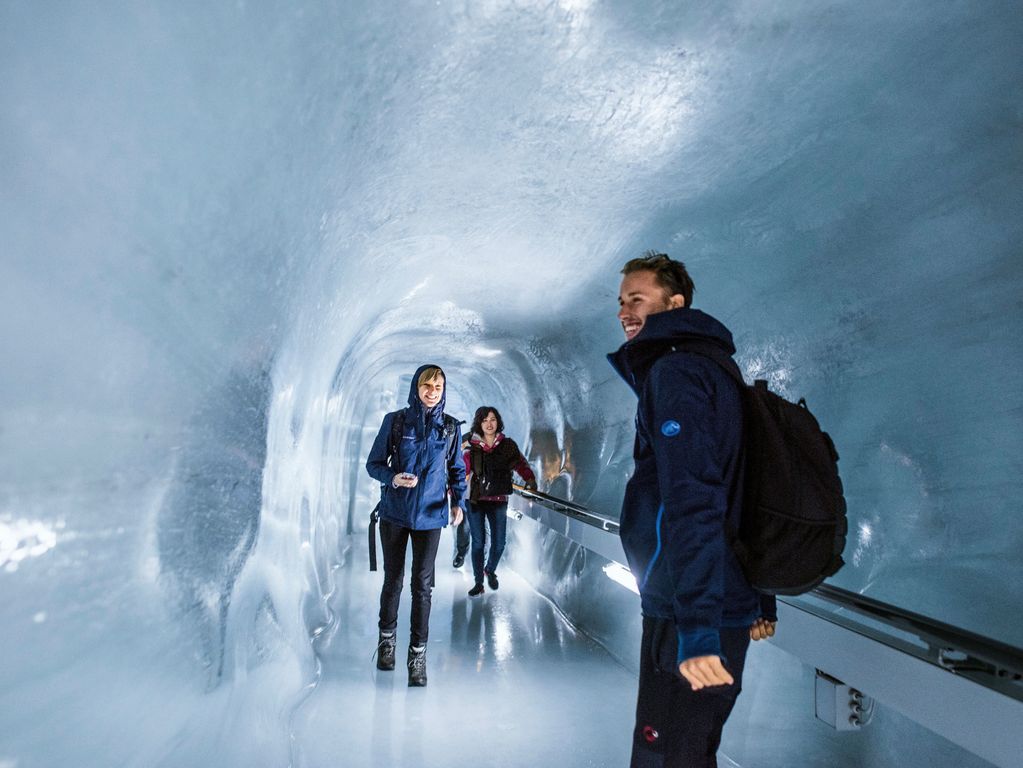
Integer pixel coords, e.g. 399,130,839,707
607,253,777,767
462,406,537,597
365,364,466,687
452,432,471,568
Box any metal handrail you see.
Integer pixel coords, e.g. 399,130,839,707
511,485,1023,698
512,484,620,534
797,584,1023,698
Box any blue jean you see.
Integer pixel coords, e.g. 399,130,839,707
466,499,507,584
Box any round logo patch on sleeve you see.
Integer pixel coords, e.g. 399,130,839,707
660,419,681,437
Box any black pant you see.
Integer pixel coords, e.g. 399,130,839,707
378,520,442,647
631,618,750,768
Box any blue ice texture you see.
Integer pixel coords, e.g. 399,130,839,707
1,1,1020,766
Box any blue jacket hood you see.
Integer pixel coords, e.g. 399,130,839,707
608,308,736,392
407,363,447,437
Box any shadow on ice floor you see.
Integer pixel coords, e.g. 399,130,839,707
292,527,638,768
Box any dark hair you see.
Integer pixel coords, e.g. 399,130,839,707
471,406,504,436
621,251,695,309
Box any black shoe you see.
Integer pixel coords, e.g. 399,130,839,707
486,570,499,591
376,632,396,671
468,582,485,597
408,646,427,687
453,553,465,568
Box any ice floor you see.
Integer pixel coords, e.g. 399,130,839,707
292,528,636,768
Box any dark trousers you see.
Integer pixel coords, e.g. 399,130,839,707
453,518,470,558
466,499,507,584
631,617,750,768
378,520,442,647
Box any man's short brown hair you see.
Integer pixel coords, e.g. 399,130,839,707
621,251,695,309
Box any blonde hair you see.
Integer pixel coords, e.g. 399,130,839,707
417,366,445,387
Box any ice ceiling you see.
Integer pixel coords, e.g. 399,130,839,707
1,1,1021,765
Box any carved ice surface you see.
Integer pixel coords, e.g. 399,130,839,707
1,1,1019,766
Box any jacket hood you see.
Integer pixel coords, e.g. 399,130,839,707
607,308,736,390
406,363,447,436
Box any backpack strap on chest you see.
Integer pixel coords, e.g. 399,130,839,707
389,410,462,466
470,443,484,476
387,409,406,468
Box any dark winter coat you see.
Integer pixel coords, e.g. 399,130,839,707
462,433,536,502
608,308,763,663
365,364,467,530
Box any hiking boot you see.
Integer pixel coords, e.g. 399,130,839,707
486,570,499,591
408,645,427,687
468,582,485,597
453,553,465,568
376,632,396,671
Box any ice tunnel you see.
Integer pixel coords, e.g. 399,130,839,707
1,1,1021,766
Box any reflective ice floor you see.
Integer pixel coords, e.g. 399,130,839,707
293,528,636,768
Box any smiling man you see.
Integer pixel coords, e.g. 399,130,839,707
608,253,777,767
366,364,465,687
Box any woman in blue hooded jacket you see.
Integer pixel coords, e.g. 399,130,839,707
365,364,466,687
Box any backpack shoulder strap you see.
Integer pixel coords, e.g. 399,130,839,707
388,409,406,466
441,414,462,453
669,339,747,390
470,442,484,476
390,411,461,462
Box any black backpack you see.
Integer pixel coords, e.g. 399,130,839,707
674,341,848,595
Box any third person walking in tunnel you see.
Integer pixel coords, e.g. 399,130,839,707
462,405,537,597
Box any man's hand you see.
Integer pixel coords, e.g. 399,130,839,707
749,618,776,641
392,472,418,489
450,506,464,527
678,655,734,691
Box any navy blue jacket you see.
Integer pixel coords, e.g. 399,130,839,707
608,309,762,662
365,364,467,530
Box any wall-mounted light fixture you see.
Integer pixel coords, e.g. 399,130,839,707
602,561,639,595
